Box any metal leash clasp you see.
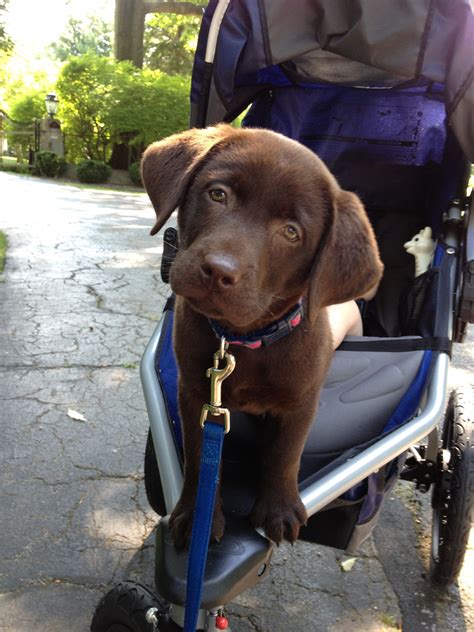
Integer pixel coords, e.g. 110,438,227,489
199,337,236,434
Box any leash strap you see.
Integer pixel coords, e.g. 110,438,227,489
184,420,225,632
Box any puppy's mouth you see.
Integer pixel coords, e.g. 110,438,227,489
183,294,258,328
173,283,268,330
177,288,296,334
185,296,225,320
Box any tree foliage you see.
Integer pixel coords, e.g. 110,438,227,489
143,0,206,73
56,53,190,163
1,47,59,112
144,12,200,74
5,88,47,156
49,15,112,61
0,0,13,53
56,54,122,162
109,65,190,144
8,89,46,123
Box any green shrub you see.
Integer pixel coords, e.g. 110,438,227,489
33,151,67,178
57,54,190,163
128,161,143,187
77,159,111,183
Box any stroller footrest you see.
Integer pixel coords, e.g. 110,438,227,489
155,515,273,609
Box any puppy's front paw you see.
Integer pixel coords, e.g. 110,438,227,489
169,499,225,549
169,500,194,549
250,491,307,544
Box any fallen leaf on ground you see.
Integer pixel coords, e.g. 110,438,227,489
340,557,358,572
67,409,86,422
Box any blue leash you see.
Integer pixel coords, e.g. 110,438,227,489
183,420,225,632
183,341,235,632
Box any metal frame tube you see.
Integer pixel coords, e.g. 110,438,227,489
140,315,183,512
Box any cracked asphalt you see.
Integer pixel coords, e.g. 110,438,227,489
0,172,472,632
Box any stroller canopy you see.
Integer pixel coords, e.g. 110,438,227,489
191,0,474,162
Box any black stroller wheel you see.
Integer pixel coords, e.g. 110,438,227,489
430,389,473,586
144,429,167,516
91,581,166,632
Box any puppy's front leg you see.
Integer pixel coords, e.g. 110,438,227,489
169,389,225,548
250,403,316,543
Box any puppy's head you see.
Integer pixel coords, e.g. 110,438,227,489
142,125,383,330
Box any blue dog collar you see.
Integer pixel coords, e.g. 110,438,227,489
209,301,304,349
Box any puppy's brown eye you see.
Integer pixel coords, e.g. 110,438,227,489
280,224,300,242
209,188,227,203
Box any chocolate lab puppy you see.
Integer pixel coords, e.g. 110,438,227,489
141,125,383,547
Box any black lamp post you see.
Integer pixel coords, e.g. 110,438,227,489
45,92,59,118
39,92,64,157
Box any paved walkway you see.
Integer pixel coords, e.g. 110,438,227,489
0,172,472,631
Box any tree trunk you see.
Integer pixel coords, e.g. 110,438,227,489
114,0,146,67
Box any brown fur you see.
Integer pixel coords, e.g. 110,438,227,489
142,125,383,546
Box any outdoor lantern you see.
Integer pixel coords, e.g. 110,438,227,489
45,92,59,117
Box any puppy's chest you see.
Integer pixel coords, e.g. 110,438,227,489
224,359,307,415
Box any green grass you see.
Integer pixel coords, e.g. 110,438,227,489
0,231,7,274
380,612,400,629
65,181,144,194
122,362,138,369
1,156,18,165
0,155,30,174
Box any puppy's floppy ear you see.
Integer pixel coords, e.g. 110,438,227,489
307,189,384,321
141,125,234,236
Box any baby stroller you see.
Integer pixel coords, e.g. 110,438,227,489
92,1,474,630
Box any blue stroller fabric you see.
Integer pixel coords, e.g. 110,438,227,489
243,79,466,232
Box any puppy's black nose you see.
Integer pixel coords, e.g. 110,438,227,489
200,254,241,289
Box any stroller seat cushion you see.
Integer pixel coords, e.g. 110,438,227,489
223,339,425,481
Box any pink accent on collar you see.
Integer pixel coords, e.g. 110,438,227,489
289,314,302,327
229,339,263,349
